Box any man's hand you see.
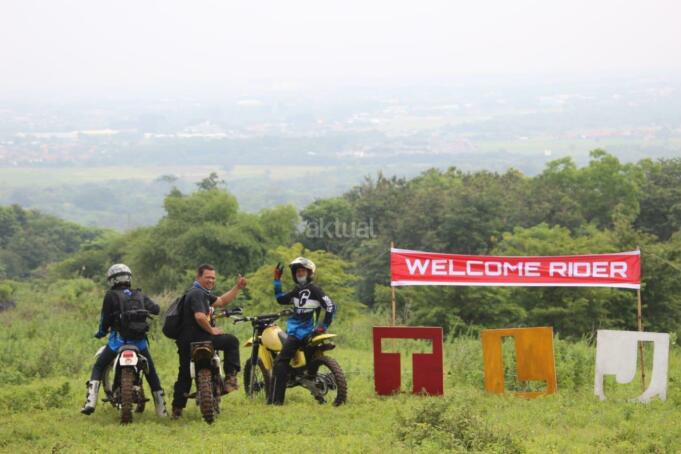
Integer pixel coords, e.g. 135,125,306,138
313,326,326,335
236,273,247,289
212,327,224,336
273,262,284,280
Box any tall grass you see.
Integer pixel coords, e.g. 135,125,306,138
2,278,681,453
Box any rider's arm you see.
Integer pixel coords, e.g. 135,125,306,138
143,295,160,315
313,286,336,329
95,292,114,338
274,279,293,305
194,312,219,336
213,275,246,308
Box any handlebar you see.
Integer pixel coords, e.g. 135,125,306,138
214,306,244,319
229,309,293,324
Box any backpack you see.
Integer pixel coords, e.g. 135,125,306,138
162,292,187,340
113,289,150,340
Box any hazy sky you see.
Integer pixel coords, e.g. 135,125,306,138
1,0,680,95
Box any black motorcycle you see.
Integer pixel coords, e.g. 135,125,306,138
188,306,243,424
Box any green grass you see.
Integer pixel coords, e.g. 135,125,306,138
2,279,681,453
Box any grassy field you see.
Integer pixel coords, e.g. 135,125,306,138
2,279,681,453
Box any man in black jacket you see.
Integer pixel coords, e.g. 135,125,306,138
171,264,246,419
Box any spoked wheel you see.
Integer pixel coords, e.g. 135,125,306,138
307,356,347,406
197,368,215,424
243,359,271,401
120,368,134,424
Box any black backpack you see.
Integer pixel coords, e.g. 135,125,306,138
162,292,187,340
113,289,150,340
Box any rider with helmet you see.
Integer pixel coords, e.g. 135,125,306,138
80,264,167,417
268,256,336,405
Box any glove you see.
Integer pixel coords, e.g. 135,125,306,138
274,262,284,280
313,326,326,335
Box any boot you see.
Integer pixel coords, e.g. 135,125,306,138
224,373,239,394
80,380,100,415
171,406,183,420
152,390,168,417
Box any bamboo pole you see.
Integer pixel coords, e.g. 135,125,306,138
391,241,397,326
637,246,645,390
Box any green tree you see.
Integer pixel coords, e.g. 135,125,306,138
636,158,681,240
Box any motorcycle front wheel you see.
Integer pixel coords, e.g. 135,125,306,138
307,356,347,406
243,358,271,401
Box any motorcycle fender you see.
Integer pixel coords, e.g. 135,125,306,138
95,345,107,359
119,351,139,367
190,361,195,379
138,356,150,375
291,350,306,368
258,345,274,371
211,353,221,371
308,333,337,345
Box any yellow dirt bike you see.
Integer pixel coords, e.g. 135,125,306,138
231,309,347,406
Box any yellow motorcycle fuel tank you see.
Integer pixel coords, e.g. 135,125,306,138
261,325,284,351
261,325,306,368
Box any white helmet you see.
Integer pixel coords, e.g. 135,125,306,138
106,263,132,286
289,257,316,284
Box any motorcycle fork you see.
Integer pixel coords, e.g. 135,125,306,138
249,327,261,371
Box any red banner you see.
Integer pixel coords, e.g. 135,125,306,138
391,248,640,289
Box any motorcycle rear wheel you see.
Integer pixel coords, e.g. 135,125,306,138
308,356,347,406
197,368,215,424
120,368,134,424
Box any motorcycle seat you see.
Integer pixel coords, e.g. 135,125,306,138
118,345,141,353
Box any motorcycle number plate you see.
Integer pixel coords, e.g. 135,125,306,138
119,352,138,366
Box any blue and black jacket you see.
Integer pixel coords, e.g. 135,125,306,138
273,279,335,340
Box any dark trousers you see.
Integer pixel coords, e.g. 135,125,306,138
90,345,162,392
171,333,240,409
269,336,306,405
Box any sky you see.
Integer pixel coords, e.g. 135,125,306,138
1,0,680,96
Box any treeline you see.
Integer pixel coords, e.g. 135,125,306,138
0,205,103,279
298,150,681,338
2,150,681,339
